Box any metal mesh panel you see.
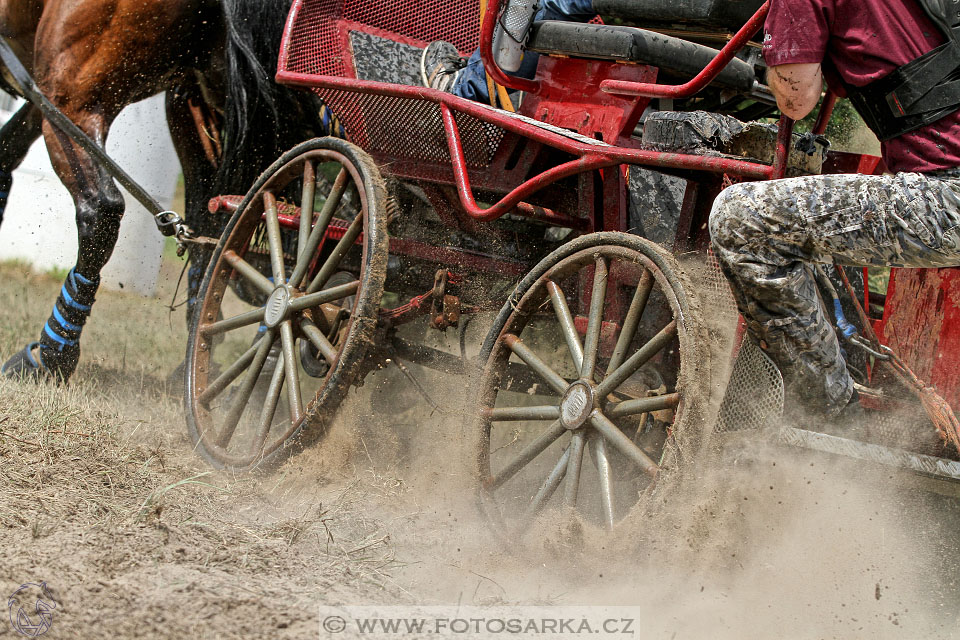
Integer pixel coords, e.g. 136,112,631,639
313,89,503,169
283,0,503,169
499,0,538,41
716,336,784,433
285,0,482,78
705,247,738,319
865,402,944,457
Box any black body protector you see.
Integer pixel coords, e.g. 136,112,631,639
848,0,960,141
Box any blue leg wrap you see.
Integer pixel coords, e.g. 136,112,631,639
2,268,100,382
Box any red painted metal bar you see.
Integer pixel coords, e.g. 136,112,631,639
277,72,774,181
515,202,591,231
478,0,540,94
442,103,613,222
389,237,527,276
599,1,770,99
813,92,838,136
771,115,795,180
219,195,529,277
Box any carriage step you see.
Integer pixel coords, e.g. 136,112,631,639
776,426,960,483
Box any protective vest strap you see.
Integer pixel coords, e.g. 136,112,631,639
846,0,960,141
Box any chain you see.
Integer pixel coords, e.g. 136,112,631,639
153,210,197,256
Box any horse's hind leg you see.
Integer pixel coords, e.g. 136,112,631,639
166,85,221,327
1,112,124,381
0,102,42,226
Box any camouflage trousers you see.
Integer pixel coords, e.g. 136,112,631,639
709,169,960,415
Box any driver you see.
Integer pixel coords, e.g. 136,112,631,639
710,0,960,425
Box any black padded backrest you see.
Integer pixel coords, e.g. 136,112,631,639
592,0,766,31
526,21,758,92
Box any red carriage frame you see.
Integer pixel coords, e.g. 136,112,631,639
190,0,960,484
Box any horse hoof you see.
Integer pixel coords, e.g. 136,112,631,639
1,343,76,383
2,343,49,381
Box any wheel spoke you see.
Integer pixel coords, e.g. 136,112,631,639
290,168,348,288
288,280,359,313
300,317,339,364
590,432,615,530
590,412,659,478
546,280,583,373
279,320,303,423
488,420,567,490
297,159,316,258
596,320,678,399
606,393,680,418
523,446,570,523
306,213,363,294
502,334,568,395
580,256,609,381
200,307,266,337
263,191,287,284
223,250,275,296
482,405,560,422
198,336,265,405
250,349,287,457
606,269,653,375
214,331,276,449
563,431,586,507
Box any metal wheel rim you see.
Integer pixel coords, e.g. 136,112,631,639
188,146,376,469
477,244,693,533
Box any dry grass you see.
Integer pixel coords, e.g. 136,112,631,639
0,261,406,638
0,261,958,639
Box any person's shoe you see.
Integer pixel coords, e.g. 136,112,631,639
420,41,466,93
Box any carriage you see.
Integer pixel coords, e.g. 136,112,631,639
177,0,960,532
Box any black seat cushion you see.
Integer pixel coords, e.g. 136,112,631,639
526,21,757,93
593,0,765,32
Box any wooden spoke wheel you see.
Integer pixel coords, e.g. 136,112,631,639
185,138,388,470
474,233,712,534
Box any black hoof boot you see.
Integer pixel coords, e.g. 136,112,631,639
1,342,80,383
2,342,48,381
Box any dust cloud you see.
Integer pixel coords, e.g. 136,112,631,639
268,327,960,639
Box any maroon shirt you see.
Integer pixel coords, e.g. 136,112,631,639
763,0,960,172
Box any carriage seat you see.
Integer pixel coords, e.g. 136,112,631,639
592,0,766,32
525,21,758,94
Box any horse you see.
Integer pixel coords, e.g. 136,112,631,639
0,0,332,381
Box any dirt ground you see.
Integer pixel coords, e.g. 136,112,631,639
0,259,959,639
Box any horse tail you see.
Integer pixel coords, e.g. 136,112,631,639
215,0,333,193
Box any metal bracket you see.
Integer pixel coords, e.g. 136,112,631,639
429,270,461,330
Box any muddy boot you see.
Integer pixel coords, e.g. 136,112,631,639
2,268,99,383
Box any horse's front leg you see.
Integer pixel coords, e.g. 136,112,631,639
2,113,123,381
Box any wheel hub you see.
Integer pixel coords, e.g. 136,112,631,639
560,381,595,430
263,285,292,328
